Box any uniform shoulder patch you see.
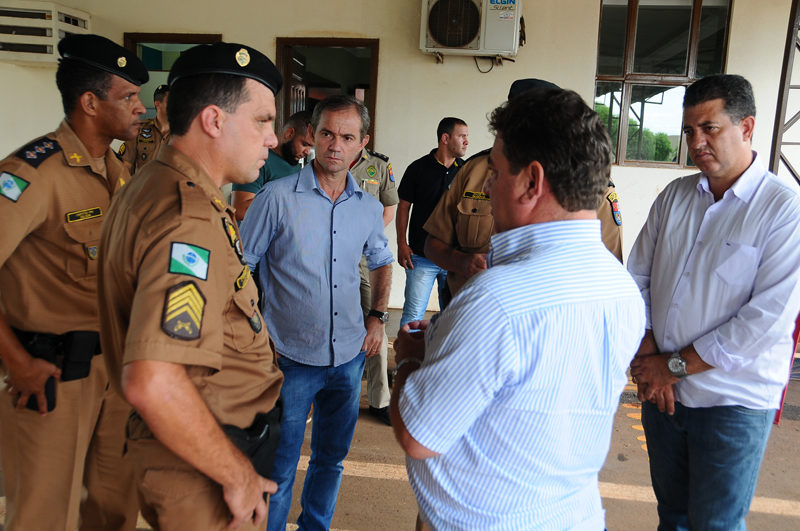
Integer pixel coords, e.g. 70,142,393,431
607,191,622,226
169,242,210,280
367,149,390,163
162,281,205,340
118,143,127,156
15,137,62,169
0,172,30,202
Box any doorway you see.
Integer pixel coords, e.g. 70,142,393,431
275,38,379,148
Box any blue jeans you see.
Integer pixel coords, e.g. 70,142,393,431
641,401,774,531
400,254,447,327
266,353,366,531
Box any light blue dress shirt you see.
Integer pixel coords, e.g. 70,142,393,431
627,154,800,408
400,220,645,530
240,163,393,367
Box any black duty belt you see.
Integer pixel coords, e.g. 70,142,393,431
11,328,101,381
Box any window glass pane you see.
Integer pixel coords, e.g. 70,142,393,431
595,81,623,160
626,85,685,162
696,0,730,77
633,0,692,75
597,0,628,76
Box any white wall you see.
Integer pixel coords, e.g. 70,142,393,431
0,0,792,309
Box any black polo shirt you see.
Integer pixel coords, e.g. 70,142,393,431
398,150,464,256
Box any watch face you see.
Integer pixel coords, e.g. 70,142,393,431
668,355,687,376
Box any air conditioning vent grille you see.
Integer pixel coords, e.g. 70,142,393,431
427,0,480,48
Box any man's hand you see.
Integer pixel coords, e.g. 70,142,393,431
5,355,61,415
361,316,385,358
223,467,277,530
394,321,429,364
398,243,414,270
459,253,487,279
630,353,679,415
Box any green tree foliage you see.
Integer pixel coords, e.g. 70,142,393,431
594,103,676,162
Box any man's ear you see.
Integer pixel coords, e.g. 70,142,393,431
359,133,370,151
739,115,755,142
78,91,100,117
198,105,225,138
282,127,295,142
520,160,546,204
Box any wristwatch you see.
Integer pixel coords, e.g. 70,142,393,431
367,309,389,323
667,351,688,378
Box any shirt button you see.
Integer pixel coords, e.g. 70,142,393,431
334,312,338,316
333,338,336,343
334,284,337,288
250,299,255,306
472,208,477,213
333,258,337,262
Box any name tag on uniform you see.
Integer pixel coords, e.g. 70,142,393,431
463,190,489,200
66,207,102,222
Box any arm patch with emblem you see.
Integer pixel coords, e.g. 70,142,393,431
15,138,62,169
162,281,205,340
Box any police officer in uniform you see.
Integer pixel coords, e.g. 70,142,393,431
119,83,170,175
0,34,147,531
424,79,624,299
350,146,398,425
98,42,284,530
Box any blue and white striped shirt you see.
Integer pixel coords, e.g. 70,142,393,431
400,220,645,530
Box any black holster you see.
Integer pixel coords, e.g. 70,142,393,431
12,328,100,381
222,399,282,480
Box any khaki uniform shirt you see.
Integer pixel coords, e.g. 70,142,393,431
0,120,126,334
119,118,169,176
98,145,282,429
424,152,624,295
350,148,399,206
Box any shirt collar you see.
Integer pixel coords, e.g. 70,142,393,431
487,220,602,268
155,144,231,213
57,120,116,176
296,162,363,200
697,151,762,203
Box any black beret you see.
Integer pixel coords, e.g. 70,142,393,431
153,84,169,99
168,42,282,95
508,78,560,100
58,34,148,86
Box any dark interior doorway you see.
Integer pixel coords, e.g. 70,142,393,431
123,33,221,118
276,38,379,148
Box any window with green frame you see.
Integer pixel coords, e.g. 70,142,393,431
595,0,731,166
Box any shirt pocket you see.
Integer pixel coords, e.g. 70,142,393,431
360,179,380,198
224,287,263,352
455,197,493,251
713,241,760,289
62,218,103,280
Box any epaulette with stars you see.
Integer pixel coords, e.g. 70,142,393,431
15,137,62,169
367,149,390,163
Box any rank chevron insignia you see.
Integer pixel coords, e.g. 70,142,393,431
162,281,205,340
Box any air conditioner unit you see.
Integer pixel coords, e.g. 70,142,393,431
420,0,522,59
0,1,90,65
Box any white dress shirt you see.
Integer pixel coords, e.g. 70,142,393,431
628,154,800,408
